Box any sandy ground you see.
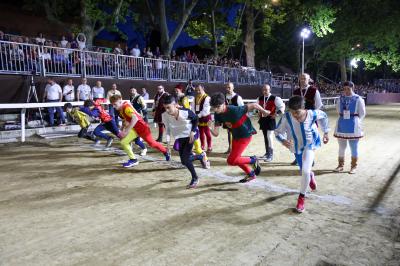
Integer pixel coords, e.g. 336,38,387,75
0,105,399,266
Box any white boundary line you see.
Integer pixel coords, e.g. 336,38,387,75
79,142,352,206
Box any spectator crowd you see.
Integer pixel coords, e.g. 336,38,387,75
0,30,243,68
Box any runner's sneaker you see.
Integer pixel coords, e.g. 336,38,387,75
309,171,317,191
94,140,101,146
187,177,199,189
291,159,298,166
122,159,139,168
295,195,305,213
140,148,148,156
164,151,171,161
251,156,261,176
239,171,256,183
260,153,268,161
239,174,256,183
199,152,211,169
105,138,113,148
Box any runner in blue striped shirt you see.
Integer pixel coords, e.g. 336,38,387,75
275,96,330,213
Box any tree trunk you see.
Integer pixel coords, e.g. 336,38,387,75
244,6,255,67
156,0,198,56
339,57,347,82
211,10,218,57
80,0,95,48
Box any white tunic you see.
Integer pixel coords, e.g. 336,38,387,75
275,110,330,154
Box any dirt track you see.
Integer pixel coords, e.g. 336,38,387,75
0,105,399,266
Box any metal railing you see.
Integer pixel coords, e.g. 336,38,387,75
0,40,273,86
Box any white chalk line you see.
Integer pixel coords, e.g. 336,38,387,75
76,142,353,207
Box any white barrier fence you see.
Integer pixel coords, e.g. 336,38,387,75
0,40,274,86
0,97,339,142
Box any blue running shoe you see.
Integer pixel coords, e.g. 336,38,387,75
122,159,139,168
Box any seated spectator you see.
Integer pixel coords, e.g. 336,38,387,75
60,36,68,48
130,44,141,57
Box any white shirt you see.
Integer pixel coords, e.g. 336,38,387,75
45,83,62,101
77,84,91,100
107,89,122,101
162,108,197,140
191,95,210,118
36,37,45,44
275,110,330,154
226,93,244,106
131,48,141,57
63,85,75,101
258,93,286,115
40,52,51,60
60,40,68,48
92,86,105,99
155,60,163,69
301,85,323,110
142,92,149,100
78,40,86,50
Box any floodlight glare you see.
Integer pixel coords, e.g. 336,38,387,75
350,58,359,68
300,28,311,39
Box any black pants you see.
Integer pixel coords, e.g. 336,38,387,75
178,137,198,180
261,128,271,154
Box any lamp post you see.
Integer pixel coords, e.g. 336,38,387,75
350,58,359,82
300,28,311,74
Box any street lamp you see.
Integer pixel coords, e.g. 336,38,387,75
350,58,359,82
300,28,311,74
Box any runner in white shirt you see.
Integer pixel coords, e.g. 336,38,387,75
77,78,91,101
63,78,75,102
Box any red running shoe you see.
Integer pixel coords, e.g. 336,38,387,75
296,195,305,213
309,172,317,191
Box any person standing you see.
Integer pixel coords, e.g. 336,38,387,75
185,79,195,101
153,85,169,142
225,82,244,154
92,80,105,101
290,73,323,165
333,81,366,174
192,84,212,152
141,88,149,100
107,83,122,125
293,73,323,110
77,78,91,101
43,78,65,127
130,87,148,122
275,96,330,213
257,84,285,162
63,78,75,102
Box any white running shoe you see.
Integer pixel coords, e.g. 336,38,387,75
140,148,148,156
